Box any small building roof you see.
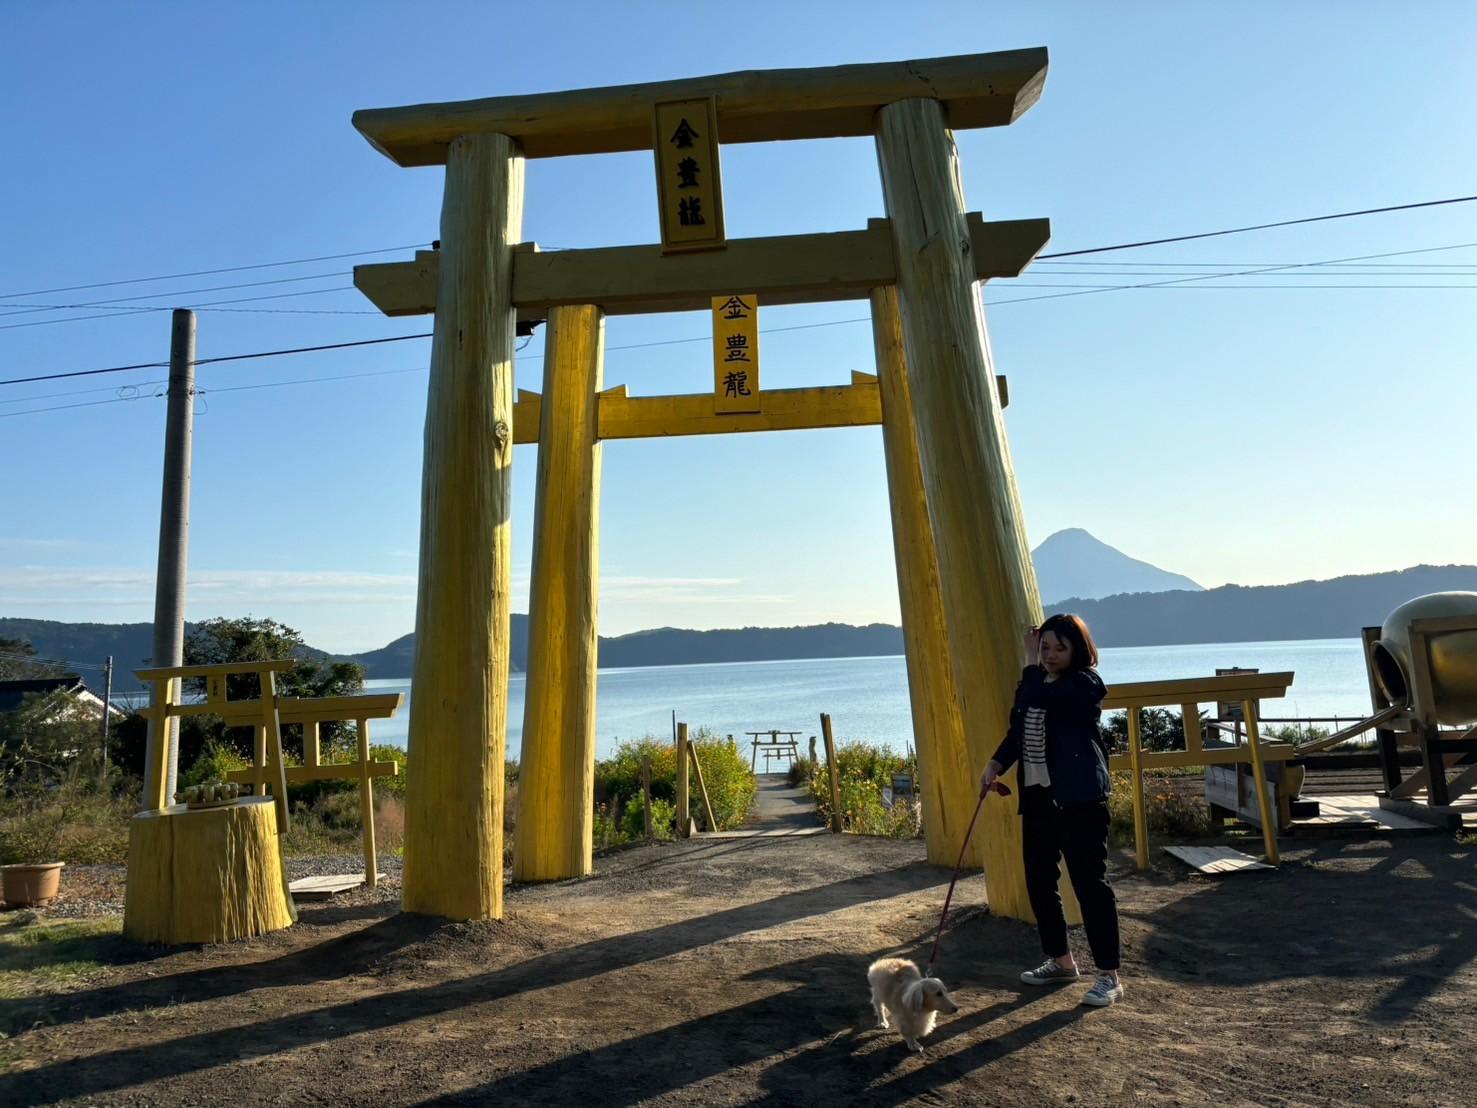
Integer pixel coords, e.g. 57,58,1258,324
0,674,86,714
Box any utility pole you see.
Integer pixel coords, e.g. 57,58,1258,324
100,655,113,783
142,309,195,808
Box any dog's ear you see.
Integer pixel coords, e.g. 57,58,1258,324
906,982,924,1013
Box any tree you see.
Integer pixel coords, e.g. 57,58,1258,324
111,616,365,777
1100,707,1206,754
0,689,104,791
0,638,64,680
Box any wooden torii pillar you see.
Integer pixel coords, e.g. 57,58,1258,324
352,49,1054,918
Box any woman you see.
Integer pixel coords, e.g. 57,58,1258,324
980,613,1123,1007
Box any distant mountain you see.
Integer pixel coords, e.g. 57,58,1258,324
1057,564,1477,646
346,616,529,678
1032,528,1202,603
342,618,898,678
0,619,161,690
10,564,1477,683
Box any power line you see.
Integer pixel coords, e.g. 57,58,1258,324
0,243,430,303
0,270,350,319
0,380,163,406
7,224,1476,397
0,286,376,332
987,241,1477,308
0,648,106,673
1036,194,1477,259
0,332,432,388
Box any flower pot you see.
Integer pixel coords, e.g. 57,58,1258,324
1,862,65,909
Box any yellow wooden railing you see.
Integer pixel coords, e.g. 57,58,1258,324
137,660,403,886
1103,671,1296,868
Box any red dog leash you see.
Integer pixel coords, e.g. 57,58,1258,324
924,780,1010,977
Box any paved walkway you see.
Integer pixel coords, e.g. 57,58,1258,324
704,774,825,838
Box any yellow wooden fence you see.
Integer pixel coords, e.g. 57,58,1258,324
1103,671,1295,868
138,660,403,886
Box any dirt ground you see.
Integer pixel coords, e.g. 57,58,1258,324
2,825,1475,1106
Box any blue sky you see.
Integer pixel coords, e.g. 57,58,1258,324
2,2,1474,653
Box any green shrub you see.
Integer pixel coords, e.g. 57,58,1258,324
787,756,813,788
688,730,757,830
594,730,756,832
0,780,132,865
596,737,677,805
1100,708,1207,754
808,741,920,838
621,794,675,840
592,802,627,850
1106,770,1212,844
181,740,251,789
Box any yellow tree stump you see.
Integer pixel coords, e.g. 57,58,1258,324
514,303,604,881
123,797,296,944
402,131,524,920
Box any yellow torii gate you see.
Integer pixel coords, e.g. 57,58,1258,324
352,49,1054,922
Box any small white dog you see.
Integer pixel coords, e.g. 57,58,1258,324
866,957,960,1052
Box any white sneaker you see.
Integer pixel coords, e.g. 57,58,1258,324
1081,974,1124,1007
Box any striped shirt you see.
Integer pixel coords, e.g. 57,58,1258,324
1022,706,1050,788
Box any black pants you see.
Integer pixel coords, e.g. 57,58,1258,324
1020,784,1120,972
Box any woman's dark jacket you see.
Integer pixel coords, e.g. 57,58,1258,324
990,665,1110,810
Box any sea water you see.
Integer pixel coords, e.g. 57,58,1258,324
364,637,1373,759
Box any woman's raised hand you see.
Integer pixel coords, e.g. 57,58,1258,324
1023,625,1041,664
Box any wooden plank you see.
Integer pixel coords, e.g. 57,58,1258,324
261,668,290,836
1164,845,1273,874
1181,702,1203,756
358,719,378,890
1126,710,1149,869
226,761,398,785
689,743,718,832
1294,704,1406,753
597,380,880,440
1243,702,1280,864
821,713,843,834
143,678,175,811
1312,794,1434,830
518,224,893,312
164,692,404,724
1407,614,1477,635
1107,744,1295,771
353,49,1048,165
353,250,439,316
355,217,1050,320
134,659,297,681
1103,672,1295,709
288,873,386,898
676,722,691,839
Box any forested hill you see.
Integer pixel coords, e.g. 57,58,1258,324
8,564,1477,683
1057,564,1477,647
340,619,901,677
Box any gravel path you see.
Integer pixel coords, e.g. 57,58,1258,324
18,854,406,920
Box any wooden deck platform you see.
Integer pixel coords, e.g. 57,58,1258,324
1291,794,1441,834
1164,845,1272,874
289,873,384,899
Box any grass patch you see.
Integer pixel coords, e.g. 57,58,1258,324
0,916,127,1000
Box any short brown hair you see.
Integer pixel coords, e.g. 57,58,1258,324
1038,613,1099,670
